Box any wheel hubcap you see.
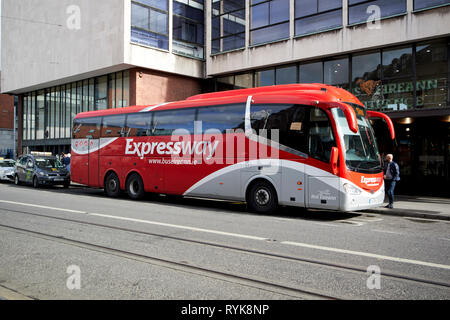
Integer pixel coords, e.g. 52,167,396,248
255,189,270,206
130,180,139,195
109,179,117,191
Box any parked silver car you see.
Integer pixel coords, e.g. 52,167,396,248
0,159,16,182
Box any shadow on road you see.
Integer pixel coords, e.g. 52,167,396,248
2,182,363,222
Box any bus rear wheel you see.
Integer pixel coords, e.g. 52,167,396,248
247,181,278,214
104,172,121,198
126,173,145,200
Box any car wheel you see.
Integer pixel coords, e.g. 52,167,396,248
126,173,145,200
247,181,278,214
104,172,121,198
14,174,21,186
63,181,70,189
33,176,40,189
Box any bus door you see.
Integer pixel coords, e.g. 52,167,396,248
72,117,101,186
306,108,340,210
88,139,100,187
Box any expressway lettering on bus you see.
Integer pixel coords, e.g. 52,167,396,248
125,139,219,160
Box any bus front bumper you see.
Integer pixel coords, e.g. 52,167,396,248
340,182,385,212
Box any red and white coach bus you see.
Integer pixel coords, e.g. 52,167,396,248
71,84,395,213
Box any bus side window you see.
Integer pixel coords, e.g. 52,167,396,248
308,108,336,163
197,104,246,133
73,117,102,139
152,109,195,136
250,104,308,155
126,113,151,137
101,115,127,138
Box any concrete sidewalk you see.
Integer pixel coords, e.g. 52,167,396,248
363,195,450,221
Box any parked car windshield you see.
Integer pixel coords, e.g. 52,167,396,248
35,158,64,169
0,161,15,168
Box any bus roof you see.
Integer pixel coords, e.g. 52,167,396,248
74,84,364,119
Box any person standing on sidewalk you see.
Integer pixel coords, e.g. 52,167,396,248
384,154,400,209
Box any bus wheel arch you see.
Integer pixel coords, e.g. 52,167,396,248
125,172,146,200
104,170,121,198
245,178,279,214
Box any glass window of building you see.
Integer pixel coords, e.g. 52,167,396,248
348,0,406,25
352,51,383,110
299,62,323,83
414,0,450,11
216,75,235,91
96,76,108,111
56,87,61,139
212,0,246,54
381,46,414,111
295,0,342,36
47,88,54,139
23,95,29,140
131,0,169,50
30,93,36,141
382,46,412,78
76,81,82,114
276,65,298,85
235,73,254,89
250,0,290,45
173,0,204,59
324,58,349,89
415,39,448,109
255,69,275,87
108,74,116,109
65,85,71,138
37,91,45,140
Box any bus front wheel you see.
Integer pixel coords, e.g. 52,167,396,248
104,172,121,198
247,180,278,214
126,173,145,200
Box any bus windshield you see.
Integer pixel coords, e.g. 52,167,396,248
333,104,382,173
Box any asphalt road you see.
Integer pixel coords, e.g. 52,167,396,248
0,181,449,300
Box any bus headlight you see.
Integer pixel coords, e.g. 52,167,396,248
343,183,361,195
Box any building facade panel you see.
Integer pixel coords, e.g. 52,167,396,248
1,0,126,94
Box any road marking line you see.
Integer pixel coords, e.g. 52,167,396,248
371,229,404,235
88,213,269,241
281,241,450,270
0,200,86,214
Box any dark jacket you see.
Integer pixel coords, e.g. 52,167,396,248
63,156,71,166
384,161,400,181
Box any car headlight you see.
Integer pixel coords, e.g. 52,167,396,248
343,183,362,195
39,172,45,176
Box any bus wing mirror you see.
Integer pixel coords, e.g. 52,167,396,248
367,110,396,140
330,147,339,175
339,104,358,134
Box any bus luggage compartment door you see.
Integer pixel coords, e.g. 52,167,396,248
307,176,340,210
280,162,306,207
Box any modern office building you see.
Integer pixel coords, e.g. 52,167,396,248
1,0,449,195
